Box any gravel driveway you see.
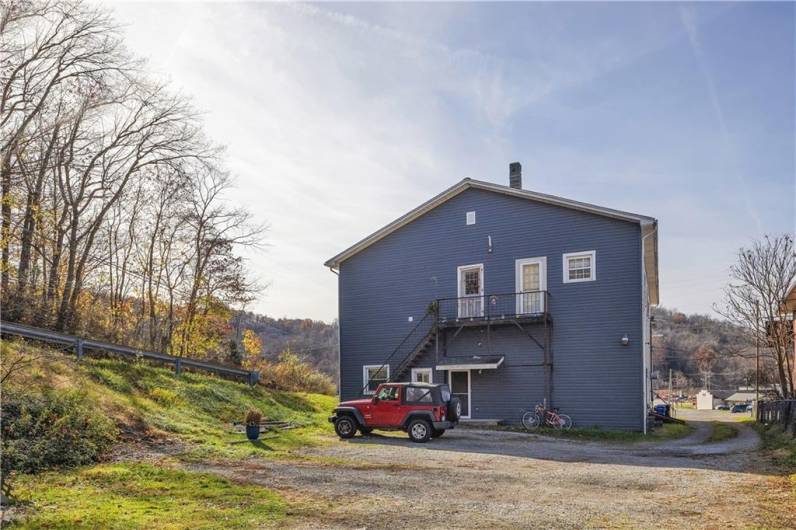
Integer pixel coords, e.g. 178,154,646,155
184,412,793,529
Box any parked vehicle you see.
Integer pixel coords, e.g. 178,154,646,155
731,403,750,413
522,403,573,430
329,382,460,443
715,404,730,411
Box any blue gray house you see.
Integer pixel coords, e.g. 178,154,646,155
324,163,659,431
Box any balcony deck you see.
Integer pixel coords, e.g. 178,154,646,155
435,291,551,329
437,312,549,329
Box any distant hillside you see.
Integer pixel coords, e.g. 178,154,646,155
236,312,339,378
651,307,759,394
233,306,763,394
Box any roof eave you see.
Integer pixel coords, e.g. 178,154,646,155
323,179,472,268
324,179,659,280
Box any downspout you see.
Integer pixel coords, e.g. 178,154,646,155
641,222,658,434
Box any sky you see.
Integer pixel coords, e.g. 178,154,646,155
108,1,795,322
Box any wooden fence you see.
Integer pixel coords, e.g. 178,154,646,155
758,399,796,436
0,320,259,386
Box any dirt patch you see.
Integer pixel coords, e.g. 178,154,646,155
174,428,792,529
110,421,793,529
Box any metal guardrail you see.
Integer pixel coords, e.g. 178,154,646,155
0,320,259,386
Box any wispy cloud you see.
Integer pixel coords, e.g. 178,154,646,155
109,2,793,319
679,4,762,234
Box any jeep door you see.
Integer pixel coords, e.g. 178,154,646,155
370,384,403,426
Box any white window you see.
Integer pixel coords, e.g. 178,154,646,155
363,365,389,395
411,367,432,384
563,251,596,283
466,211,476,225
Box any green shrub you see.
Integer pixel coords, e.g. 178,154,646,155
1,389,117,498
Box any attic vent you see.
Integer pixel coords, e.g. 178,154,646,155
466,211,476,225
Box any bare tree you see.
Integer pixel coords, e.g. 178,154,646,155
716,235,796,398
1,1,135,294
0,1,266,362
178,167,263,356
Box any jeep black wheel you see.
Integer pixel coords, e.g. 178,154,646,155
447,397,461,422
407,418,432,443
430,428,445,438
334,416,357,439
359,426,373,435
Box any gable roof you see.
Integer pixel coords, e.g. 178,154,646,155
325,178,659,304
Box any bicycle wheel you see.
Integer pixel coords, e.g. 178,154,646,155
559,414,573,430
522,411,541,429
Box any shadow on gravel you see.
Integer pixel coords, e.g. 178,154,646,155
342,420,771,475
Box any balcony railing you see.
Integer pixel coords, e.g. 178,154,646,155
435,290,550,325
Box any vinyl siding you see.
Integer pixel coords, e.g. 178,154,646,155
337,187,645,430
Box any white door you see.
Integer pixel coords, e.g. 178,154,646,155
449,370,471,419
515,257,546,314
411,368,432,384
457,264,484,318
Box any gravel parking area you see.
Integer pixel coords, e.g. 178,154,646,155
184,412,793,529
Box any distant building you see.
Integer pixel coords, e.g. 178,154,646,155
725,391,756,404
696,390,714,410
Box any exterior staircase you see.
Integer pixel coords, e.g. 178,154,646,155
392,326,436,381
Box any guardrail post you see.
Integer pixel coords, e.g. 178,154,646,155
248,371,259,387
75,338,84,361
175,358,182,376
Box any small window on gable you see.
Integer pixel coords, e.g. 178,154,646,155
563,251,596,283
466,211,476,225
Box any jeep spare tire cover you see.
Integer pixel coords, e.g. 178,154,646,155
447,397,461,421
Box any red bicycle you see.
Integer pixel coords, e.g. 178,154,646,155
522,403,573,430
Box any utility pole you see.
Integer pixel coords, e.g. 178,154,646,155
755,300,760,418
668,368,673,416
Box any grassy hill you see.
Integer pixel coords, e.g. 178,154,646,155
1,340,337,528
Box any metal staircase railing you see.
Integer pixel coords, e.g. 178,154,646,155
360,305,437,395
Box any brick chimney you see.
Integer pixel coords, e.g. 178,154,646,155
509,162,522,189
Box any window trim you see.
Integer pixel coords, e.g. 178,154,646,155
515,256,547,314
457,263,484,298
448,369,471,420
562,250,596,283
457,263,484,318
363,364,390,395
466,211,476,225
411,367,433,384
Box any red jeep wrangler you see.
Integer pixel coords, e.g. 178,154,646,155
329,383,461,443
